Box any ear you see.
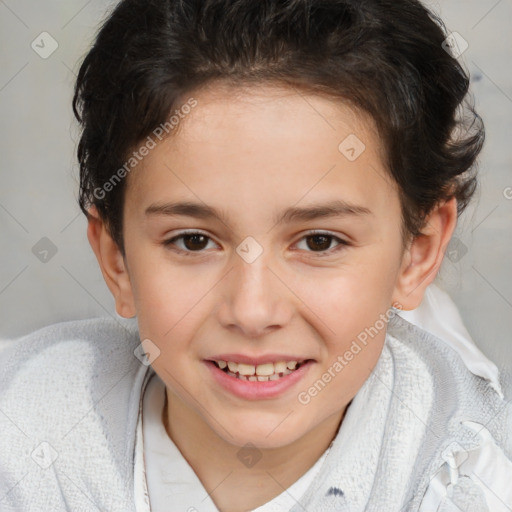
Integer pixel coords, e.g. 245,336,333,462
392,197,458,311
86,206,136,318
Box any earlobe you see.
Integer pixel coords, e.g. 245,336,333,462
392,197,458,311
86,206,136,318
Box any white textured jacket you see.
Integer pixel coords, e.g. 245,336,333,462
0,313,511,511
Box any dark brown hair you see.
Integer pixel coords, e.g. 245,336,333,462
73,0,484,256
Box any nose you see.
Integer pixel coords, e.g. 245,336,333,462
216,248,294,339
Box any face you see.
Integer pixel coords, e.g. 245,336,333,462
119,84,407,449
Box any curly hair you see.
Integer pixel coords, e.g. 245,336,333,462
73,0,484,256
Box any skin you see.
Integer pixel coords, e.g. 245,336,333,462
87,83,457,512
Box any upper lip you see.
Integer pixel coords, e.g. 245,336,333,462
206,353,313,365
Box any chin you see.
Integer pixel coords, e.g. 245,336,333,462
213,415,306,450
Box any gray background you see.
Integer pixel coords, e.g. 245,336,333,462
1,1,511,380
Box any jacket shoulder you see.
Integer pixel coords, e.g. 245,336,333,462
386,313,507,407
0,316,142,404
386,314,512,510
0,317,145,510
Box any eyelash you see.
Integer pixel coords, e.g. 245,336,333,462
162,230,350,257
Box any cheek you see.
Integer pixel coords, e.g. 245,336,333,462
285,252,398,389
128,251,223,357
294,273,390,406
290,255,398,333
126,248,189,333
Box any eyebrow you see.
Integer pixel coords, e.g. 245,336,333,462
145,199,372,226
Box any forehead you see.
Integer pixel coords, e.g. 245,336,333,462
159,82,381,159
125,83,399,226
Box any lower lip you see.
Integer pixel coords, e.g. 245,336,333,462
204,360,314,400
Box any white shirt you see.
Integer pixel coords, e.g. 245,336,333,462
134,371,332,512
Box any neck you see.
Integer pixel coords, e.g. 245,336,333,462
162,388,346,512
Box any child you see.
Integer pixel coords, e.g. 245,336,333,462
1,0,511,511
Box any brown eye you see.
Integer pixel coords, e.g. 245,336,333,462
305,234,333,252
163,230,349,258
295,231,349,256
163,231,216,254
180,234,209,251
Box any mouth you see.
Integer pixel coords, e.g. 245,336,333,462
203,352,316,399
208,358,313,382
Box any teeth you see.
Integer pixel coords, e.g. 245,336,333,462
274,361,287,373
237,363,256,376
214,359,304,379
255,363,274,376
